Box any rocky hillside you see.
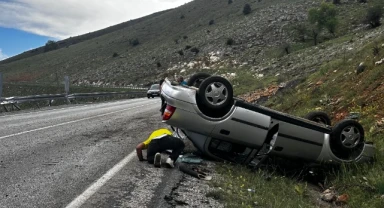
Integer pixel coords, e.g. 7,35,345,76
0,0,376,89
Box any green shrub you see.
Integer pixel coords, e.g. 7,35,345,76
366,6,383,28
243,4,252,15
177,50,184,56
292,23,309,42
129,38,140,46
44,40,58,52
226,38,234,45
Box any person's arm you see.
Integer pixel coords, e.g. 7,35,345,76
136,143,146,161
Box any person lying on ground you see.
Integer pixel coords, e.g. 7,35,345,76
136,128,185,168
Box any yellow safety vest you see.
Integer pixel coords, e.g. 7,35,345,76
143,128,172,148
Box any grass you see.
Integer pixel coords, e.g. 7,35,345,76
209,164,314,208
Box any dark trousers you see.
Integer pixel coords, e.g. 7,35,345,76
147,135,185,164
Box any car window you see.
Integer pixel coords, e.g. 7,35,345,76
150,84,159,90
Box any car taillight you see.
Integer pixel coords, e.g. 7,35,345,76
163,105,176,120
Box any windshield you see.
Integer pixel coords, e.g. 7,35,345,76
150,84,159,90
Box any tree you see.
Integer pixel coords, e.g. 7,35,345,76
44,40,58,52
366,6,383,28
308,3,338,41
243,4,252,15
325,18,338,35
310,27,320,46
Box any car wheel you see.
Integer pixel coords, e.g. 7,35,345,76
147,96,150,99
198,76,233,110
331,119,365,152
187,72,211,88
304,111,331,125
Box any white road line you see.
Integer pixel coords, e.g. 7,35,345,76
65,151,137,208
0,102,157,140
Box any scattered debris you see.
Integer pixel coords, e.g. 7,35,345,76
166,161,223,208
320,188,337,202
346,112,360,120
316,80,324,85
178,164,212,181
336,193,349,205
177,153,203,164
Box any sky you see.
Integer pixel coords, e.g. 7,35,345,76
0,0,192,60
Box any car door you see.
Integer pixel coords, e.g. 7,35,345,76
210,107,271,148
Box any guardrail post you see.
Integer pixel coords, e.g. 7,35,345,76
0,72,3,102
64,76,71,104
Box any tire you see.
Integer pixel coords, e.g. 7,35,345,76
304,111,331,125
331,120,365,152
147,96,150,99
187,72,211,88
197,76,233,110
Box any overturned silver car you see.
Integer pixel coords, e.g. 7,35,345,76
160,73,375,166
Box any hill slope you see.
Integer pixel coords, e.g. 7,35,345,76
1,0,372,87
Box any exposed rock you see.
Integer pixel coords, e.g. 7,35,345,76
357,62,366,74
377,118,384,127
375,58,384,66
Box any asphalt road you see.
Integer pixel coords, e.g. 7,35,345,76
0,98,183,208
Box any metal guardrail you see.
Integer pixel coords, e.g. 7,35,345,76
0,91,147,108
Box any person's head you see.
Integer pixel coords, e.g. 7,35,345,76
177,76,184,83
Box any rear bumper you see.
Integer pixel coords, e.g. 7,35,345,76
147,92,160,96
